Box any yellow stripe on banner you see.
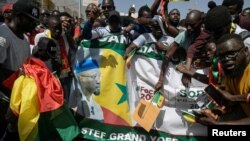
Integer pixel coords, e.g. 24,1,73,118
95,49,131,125
10,75,40,141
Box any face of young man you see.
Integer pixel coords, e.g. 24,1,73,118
217,38,248,77
169,9,180,26
185,11,202,36
102,0,115,18
48,17,62,39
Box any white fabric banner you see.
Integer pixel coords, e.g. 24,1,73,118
127,54,209,136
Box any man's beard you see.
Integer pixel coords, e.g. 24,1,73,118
223,59,246,78
170,20,179,27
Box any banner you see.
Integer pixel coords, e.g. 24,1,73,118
70,34,131,126
70,34,209,140
127,42,209,139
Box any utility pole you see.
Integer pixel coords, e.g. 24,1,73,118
79,0,82,18
41,0,43,9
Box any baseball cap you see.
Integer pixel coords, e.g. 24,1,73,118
13,0,40,22
108,10,120,21
2,4,13,14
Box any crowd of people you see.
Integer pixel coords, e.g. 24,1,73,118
0,0,250,140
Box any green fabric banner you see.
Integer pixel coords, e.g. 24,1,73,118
78,119,207,141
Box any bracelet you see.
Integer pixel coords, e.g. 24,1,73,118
247,93,250,103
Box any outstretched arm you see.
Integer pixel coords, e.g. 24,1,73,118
151,0,161,16
155,42,178,91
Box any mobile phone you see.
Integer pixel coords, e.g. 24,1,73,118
204,84,224,106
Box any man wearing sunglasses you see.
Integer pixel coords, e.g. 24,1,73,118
197,33,250,125
101,0,115,20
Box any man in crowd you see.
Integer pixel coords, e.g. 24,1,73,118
198,33,250,125
204,5,250,47
239,7,250,31
0,0,40,138
155,10,204,90
0,0,39,90
1,4,13,25
222,0,244,24
35,15,73,102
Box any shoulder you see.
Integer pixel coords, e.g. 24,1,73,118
0,24,11,37
0,25,11,47
174,31,186,43
234,24,247,34
35,31,48,40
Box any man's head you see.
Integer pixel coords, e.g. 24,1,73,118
208,0,217,10
241,7,250,17
149,15,167,40
205,6,232,41
78,69,100,98
101,0,115,18
205,41,216,60
75,58,101,98
222,0,243,16
216,33,249,77
168,9,180,27
12,0,40,32
2,4,13,23
85,3,100,20
138,5,151,18
108,10,121,32
59,12,74,34
185,10,203,36
47,15,62,39
40,9,50,26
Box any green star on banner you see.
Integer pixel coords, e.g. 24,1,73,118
116,83,128,105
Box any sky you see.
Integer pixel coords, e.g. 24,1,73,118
98,0,250,19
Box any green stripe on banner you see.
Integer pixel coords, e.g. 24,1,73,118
78,119,208,141
80,34,127,56
136,43,165,60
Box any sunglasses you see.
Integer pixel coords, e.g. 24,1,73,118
85,10,93,13
102,5,112,10
217,46,245,61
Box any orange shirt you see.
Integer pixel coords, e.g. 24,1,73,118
224,63,250,116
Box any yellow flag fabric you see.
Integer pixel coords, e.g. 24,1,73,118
96,49,131,125
74,34,131,126
10,75,39,141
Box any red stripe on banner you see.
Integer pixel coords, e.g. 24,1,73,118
101,106,130,126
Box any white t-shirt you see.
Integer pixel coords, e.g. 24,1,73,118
235,24,250,49
89,25,131,45
0,24,30,71
133,33,174,49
